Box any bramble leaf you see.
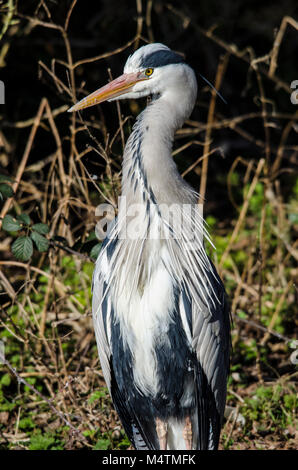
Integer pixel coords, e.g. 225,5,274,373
16,213,31,225
2,215,22,232
31,231,49,252
12,236,33,261
90,243,101,260
32,223,50,235
0,174,13,183
0,183,14,198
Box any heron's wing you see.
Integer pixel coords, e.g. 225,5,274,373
92,234,156,450
182,259,230,449
92,218,122,393
92,257,112,393
110,367,158,450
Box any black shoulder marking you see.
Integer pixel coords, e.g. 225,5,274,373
181,287,192,333
140,50,184,68
101,281,110,339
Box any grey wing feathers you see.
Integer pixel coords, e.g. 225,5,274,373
189,261,231,449
92,259,112,393
192,296,230,418
91,219,119,393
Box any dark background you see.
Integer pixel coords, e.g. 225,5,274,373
1,0,297,219
0,0,297,451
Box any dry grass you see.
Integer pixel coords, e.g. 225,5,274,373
0,0,297,450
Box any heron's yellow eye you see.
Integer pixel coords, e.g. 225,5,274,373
145,68,154,76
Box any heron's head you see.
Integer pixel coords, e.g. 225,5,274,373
68,43,197,113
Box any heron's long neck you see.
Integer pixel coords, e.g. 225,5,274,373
121,96,193,206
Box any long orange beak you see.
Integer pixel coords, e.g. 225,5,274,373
68,72,145,112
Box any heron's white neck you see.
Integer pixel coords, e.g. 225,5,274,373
121,85,197,206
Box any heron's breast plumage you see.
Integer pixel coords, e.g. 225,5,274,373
110,241,181,396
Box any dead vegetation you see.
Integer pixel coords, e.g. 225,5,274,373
0,0,297,450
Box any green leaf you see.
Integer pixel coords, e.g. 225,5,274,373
1,373,11,387
0,174,13,183
2,215,22,232
94,438,110,450
16,213,31,225
32,223,49,234
237,310,248,319
88,389,107,404
19,417,35,430
31,231,49,252
86,231,97,242
90,243,101,260
0,183,14,198
289,212,298,224
12,236,33,261
29,432,55,450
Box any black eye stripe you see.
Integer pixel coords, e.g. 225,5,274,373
139,50,184,69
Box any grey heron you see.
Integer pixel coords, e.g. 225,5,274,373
69,43,230,450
